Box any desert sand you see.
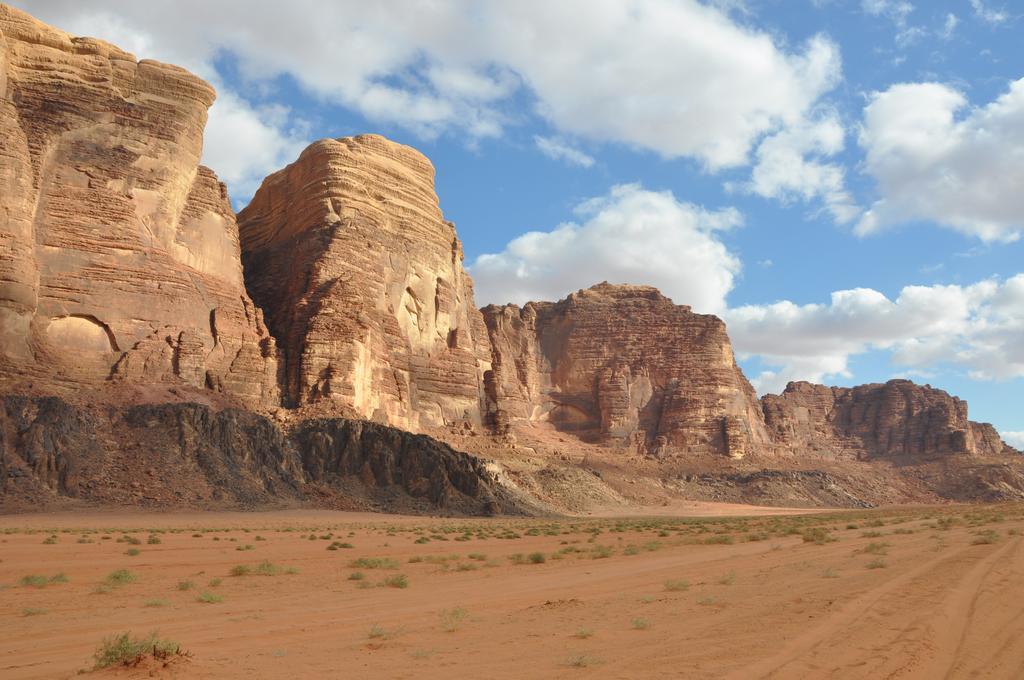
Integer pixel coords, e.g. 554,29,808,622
2,503,1022,679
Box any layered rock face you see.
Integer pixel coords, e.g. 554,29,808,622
0,5,279,406
762,379,1015,458
482,283,771,458
238,135,491,431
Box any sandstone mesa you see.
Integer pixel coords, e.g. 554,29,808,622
0,4,1020,514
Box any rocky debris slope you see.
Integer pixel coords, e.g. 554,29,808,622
482,283,771,458
761,380,1017,459
238,135,491,431
0,395,527,514
0,5,279,407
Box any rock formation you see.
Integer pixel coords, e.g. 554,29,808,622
0,5,1019,514
238,135,491,430
0,5,279,407
0,394,523,514
482,283,771,458
761,379,1016,459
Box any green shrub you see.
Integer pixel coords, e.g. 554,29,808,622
93,632,181,669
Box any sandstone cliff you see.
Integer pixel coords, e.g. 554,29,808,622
482,283,771,458
0,5,279,407
238,135,491,431
761,379,1016,459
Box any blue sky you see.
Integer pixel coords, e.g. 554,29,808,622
14,0,1024,445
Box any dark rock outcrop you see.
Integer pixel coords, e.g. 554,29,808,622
0,395,522,515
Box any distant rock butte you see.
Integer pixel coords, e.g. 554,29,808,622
0,5,279,407
762,379,1016,458
238,135,491,431
482,283,770,458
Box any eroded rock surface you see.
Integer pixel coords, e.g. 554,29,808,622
238,135,491,430
482,283,771,458
0,5,279,407
0,395,523,514
761,379,1017,459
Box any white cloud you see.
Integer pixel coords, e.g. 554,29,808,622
940,13,959,39
745,112,859,223
469,184,741,313
726,275,1024,394
12,0,842,198
857,79,1024,242
969,0,1009,25
533,136,595,168
861,0,914,26
201,93,310,204
1003,431,1024,450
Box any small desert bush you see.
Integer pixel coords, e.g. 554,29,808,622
19,574,52,588
440,607,467,632
866,559,887,569
664,579,690,592
381,574,409,589
631,618,651,630
21,607,47,616
176,580,194,591
718,571,737,585
125,548,141,556
972,530,1000,545
802,528,836,545
568,655,601,668
528,552,546,564
104,569,137,586
93,632,180,669
573,628,594,639
143,599,169,608
349,557,399,570
862,542,890,555
348,571,365,581
196,591,223,604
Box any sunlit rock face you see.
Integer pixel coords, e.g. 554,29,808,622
482,283,771,458
238,135,492,431
0,5,280,406
761,379,1017,458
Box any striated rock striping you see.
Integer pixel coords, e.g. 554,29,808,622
0,5,279,407
482,283,771,458
238,135,491,431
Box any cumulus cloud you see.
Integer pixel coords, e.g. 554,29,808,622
469,184,741,313
202,94,310,204
745,112,859,222
13,0,842,202
857,78,1024,242
533,136,595,168
726,275,1024,394
1003,432,1024,450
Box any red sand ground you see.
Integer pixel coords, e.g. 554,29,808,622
1,502,1022,679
